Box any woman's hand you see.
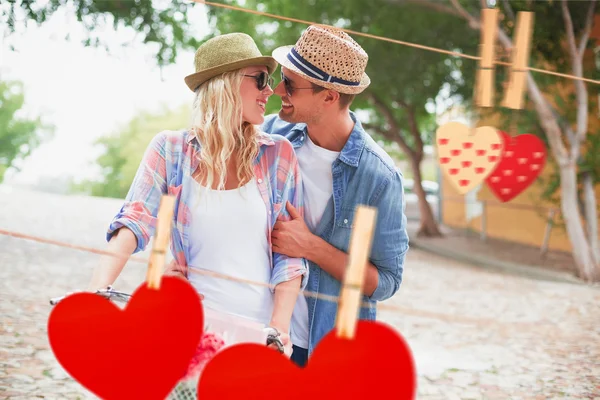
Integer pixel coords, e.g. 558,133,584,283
164,260,204,300
164,259,188,280
266,327,293,358
278,332,293,358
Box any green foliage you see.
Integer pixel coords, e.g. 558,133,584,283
205,0,480,152
75,103,190,198
0,80,53,183
16,0,594,211
501,0,596,70
2,0,201,66
479,1,600,218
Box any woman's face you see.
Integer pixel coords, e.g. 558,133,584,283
240,66,274,125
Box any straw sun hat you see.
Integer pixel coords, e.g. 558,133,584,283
272,25,371,95
184,33,278,92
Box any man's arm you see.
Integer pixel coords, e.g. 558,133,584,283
272,202,380,296
305,236,380,296
273,172,408,301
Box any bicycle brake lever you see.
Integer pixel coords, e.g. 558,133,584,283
264,327,285,354
49,286,131,306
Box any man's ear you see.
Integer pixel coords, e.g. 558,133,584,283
323,90,340,106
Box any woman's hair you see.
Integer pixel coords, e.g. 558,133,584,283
190,70,259,191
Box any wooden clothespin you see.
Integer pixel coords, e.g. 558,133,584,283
335,205,377,339
474,8,499,108
146,195,176,290
502,11,534,110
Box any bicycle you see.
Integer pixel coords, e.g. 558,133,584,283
49,287,286,400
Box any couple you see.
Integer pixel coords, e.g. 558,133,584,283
86,25,409,368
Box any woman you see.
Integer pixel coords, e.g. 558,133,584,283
85,33,307,353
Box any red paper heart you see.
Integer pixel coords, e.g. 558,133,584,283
198,321,416,399
485,131,547,202
48,277,204,400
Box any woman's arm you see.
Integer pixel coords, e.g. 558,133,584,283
268,275,302,333
90,132,172,291
267,139,309,357
86,227,138,291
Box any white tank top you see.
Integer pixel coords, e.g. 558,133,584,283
187,178,273,326
291,134,340,349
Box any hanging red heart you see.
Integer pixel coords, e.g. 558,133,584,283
197,321,416,399
48,277,204,400
485,131,547,202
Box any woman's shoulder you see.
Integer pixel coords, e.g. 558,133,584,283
146,130,196,155
257,131,297,164
150,129,191,146
257,130,295,151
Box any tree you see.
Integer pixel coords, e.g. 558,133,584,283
3,0,479,237
405,0,600,281
0,80,53,183
2,0,201,66
206,0,480,237
76,103,190,199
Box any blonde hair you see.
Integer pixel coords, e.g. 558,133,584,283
190,70,259,191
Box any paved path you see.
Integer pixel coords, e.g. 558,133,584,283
1,186,599,399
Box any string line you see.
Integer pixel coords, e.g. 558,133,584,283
194,0,600,86
0,227,561,331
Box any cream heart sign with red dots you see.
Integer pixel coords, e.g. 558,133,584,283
436,122,504,194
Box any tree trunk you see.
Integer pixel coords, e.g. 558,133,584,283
413,0,600,281
409,158,443,237
524,76,599,281
560,164,600,281
582,171,600,265
365,93,443,238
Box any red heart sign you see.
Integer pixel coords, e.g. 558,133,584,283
485,131,547,202
48,277,204,400
198,321,416,399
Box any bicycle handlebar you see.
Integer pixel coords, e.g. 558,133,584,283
49,286,132,306
49,287,286,354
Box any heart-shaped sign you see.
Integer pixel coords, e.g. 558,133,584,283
485,131,547,202
436,121,504,194
197,321,416,399
48,277,204,400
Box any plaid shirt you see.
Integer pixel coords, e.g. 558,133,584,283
107,130,308,290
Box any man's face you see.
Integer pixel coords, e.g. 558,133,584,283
273,67,324,125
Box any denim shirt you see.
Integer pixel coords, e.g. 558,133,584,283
261,112,409,354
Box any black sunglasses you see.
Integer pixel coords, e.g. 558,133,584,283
280,71,314,98
243,71,273,91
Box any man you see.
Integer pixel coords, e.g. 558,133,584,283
261,25,409,367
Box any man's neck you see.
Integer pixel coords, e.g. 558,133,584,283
305,110,355,152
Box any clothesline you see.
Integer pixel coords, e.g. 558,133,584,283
0,227,560,332
193,0,600,86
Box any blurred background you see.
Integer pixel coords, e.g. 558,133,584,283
1,0,599,398
3,0,600,279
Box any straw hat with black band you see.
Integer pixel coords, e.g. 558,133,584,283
184,33,278,92
272,25,371,95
